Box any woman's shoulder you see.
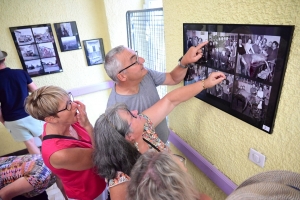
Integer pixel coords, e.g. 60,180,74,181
108,171,131,188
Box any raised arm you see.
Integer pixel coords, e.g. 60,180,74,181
74,100,94,145
143,71,226,127
163,41,208,85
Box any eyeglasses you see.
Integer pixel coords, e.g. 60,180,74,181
173,154,187,166
104,108,136,137
118,51,139,73
127,108,137,119
126,108,137,127
57,92,74,113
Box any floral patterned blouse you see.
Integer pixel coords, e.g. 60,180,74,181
108,114,167,188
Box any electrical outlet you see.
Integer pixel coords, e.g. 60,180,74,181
249,148,265,168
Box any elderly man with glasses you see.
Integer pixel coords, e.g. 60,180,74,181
104,42,207,143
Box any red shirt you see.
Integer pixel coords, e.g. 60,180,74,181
42,122,106,200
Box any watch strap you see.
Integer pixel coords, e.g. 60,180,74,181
178,56,188,68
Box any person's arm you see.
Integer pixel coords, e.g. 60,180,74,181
74,100,94,145
0,177,34,199
163,41,208,85
0,106,4,125
27,82,38,93
49,147,94,171
109,182,128,200
55,176,68,200
143,71,226,127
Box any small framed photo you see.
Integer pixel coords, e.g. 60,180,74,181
54,21,82,52
83,38,105,66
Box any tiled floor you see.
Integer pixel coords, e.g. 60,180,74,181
46,183,65,200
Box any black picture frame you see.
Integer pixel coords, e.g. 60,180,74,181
9,23,63,77
83,38,105,66
54,21,82,52
183,23,294,134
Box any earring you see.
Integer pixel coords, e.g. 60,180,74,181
134,142,139,152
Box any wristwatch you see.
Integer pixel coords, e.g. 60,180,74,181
178,57,188,68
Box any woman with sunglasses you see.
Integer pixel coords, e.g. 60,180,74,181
127,149,212,200
25,86,106,200
93,71,225,200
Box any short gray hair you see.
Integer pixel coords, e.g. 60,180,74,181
104,45,126,83
127,150,200,200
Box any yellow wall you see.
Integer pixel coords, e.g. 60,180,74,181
164,0,300,199
0,0,143,155
104,0,144,48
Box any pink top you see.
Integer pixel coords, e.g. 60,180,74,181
42,122,106,200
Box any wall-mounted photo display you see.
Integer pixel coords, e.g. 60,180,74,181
83,38,105,66
183,23,294,134
54,21,82,52
9,24,63,77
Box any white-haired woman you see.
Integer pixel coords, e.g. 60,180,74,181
127,149,212,200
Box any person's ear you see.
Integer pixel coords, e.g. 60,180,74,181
117,73,127,82
44,116,57,123
125,133,134,142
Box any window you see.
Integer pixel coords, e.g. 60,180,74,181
126,8,166,99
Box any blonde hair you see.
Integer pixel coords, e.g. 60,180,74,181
25,85,68,120
127,150,200,200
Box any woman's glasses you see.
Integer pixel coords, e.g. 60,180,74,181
57,92,74,113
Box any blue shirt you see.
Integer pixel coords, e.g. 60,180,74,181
0,68,32,121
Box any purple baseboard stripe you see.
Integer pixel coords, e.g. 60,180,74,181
67,80,114,97
169,130,237,195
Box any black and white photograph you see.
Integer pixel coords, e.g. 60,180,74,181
231,76,272,130
24,59,44,76
183,23,294,134
41,57,61,73
185,30,208,64
184,63,207,85
19,44,39,61
236,34,280,83
37,42,56,58
32,26,54,43
61,36,79,51
54,21,82,52
207,32,238,74
206,68,234,102
10,23,63,77
57,22,73,37
13,28,34,46
83,38,105,66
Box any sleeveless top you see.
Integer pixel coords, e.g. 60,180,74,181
42,122,106,200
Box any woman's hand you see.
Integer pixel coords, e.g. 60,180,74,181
74,100,94,141
204,71,226,88
74,100,91,129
